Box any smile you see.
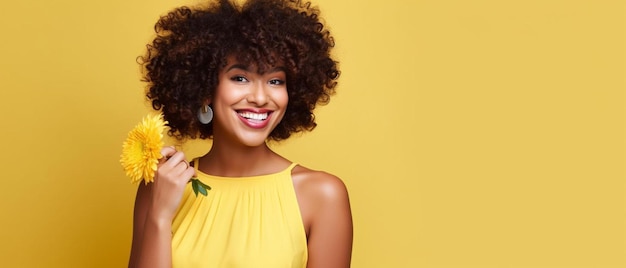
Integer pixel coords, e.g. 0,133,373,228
238,111,269,121
236,110,273,129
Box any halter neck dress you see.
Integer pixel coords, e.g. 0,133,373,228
171,159,307,267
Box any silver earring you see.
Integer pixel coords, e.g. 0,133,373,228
197,105,213,124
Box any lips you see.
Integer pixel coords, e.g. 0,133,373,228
236,109,273,129
238,111,268,120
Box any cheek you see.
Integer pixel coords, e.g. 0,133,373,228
214,86,242,106
275,89,289,107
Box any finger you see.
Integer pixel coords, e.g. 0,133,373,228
181,160,190,170
167,161,195,186
164,151,186,168
160,146,177,159
183,167,197,182
172,160,190,173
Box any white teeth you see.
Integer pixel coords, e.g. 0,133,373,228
239,112,268,120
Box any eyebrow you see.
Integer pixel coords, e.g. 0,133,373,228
226,64,249,72
225,64,286,74
267,66,286,74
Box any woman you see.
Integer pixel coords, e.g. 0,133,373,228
128,0,353,267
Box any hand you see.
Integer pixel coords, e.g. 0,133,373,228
149,146,196,222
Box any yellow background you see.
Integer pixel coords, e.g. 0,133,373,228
0,0,624,267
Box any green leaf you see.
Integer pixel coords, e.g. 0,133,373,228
190,178,211,196
191,179,199,196
196,179,212,191
197,184,208,196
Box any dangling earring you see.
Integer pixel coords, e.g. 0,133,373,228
197,105,213,124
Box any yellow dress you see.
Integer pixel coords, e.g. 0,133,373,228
171,160,307,268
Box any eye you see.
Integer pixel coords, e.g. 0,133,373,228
269,79,285,85
230,75,248,82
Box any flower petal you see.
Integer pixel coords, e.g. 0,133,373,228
120,114,167,184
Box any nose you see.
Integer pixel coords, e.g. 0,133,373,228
246,81,269,106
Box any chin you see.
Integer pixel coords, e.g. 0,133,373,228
236,132,273,147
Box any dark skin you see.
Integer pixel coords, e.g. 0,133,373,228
129,60,353,268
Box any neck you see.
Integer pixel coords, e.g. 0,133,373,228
199,138,285,177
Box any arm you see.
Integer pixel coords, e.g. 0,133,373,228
128,182,151,268
303,173,353,268
128,147,195,268
128,184,174,268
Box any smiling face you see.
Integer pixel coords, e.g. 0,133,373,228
209,57,289,147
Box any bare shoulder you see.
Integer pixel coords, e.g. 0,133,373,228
291,165,349,203
291,165,352,232
291,165,353,267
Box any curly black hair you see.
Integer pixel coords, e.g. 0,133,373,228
139,0,339,140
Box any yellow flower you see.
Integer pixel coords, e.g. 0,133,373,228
120,114,167,184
